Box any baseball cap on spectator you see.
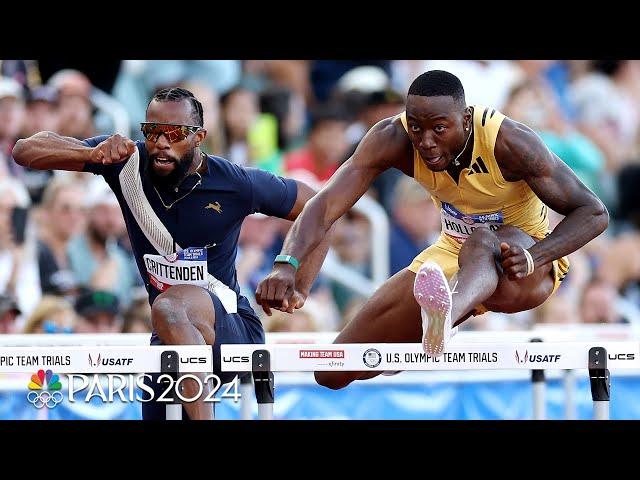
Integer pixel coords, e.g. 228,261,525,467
363,88,405,108
75,290,120,318
87,180,119,208
336,66,390,94
28,85,58,104
47,69,92,100
0,294,21,316
0,76,24,101
309,103,349,131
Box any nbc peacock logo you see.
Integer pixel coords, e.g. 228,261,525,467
27,369,63,409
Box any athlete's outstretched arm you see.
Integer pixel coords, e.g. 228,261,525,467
260,180,335,315
256,118,410,312
495,119,609,280
12,132,135,171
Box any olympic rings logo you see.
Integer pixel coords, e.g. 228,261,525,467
27,390,64,409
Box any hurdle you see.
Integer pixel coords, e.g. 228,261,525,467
530,338,545,420
0,330,635,419
239,374,253,420
0,345,213,420
221,340,640,420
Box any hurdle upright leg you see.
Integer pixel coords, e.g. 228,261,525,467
160,350,215,420
252,350,274,420
589,347,610,420
530,338,546,420
161,350,182,420
563,369,576,420
239,373,253,420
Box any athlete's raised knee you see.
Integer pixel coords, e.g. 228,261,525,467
151,296,189,336
494,225,536,249
314,371,352,390
463,227,500,252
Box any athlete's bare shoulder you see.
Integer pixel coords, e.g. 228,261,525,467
494,116,551,182
353,115,414,176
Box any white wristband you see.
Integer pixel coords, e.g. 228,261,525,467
523,249,535,276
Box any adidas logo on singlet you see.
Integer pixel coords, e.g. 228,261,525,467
468,157,489,175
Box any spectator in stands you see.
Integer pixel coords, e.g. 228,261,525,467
332,212,371,275
503,78,609,205
181,81,225,157
580,279,624,324
322,71,418,226
569,60,639,174
112,60,241,139
0,60,42,92
616,164,640,231
532,295,576,325
121,288,152,333
284,104,350,184
147,60,241,97
262,290,339,332
260,85,307,153
530,249,593,326
388,177,441,276
311,61,392,103
0,294,20,334
392,60,520,110
244,60,312,104
0,178,40,316
23,295,77,334
21,85,59,138
236,213,282,298
36,178,86,298
342,87,406,211
18,86,59,204
331,67,399,146
220,86,260,166
255,85,308,175
237,211,341,330
0,77,26,179
264,307,320,333
47,69,96,140
596,231,640,295
74,289,123,333
514,60,576,120
67,184,136,307
329,211,372,318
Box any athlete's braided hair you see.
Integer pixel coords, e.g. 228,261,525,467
149,87,204,126
408,70,465,106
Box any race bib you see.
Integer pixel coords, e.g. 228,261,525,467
440,202,504,243
144,247,209,292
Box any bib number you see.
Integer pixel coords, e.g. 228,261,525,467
440,202,503,243
144,247,208,292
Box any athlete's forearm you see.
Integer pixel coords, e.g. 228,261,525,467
12,132,92,171
281,195,333,269
293,224,334,296
529,203,608,267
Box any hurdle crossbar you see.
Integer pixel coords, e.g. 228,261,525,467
0,345,213,373
221,342,640,372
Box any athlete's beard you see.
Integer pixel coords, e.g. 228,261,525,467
148,149,196,188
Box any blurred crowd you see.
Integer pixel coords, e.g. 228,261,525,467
0,59,639,337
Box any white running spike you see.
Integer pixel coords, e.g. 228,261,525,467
414,262,453,358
